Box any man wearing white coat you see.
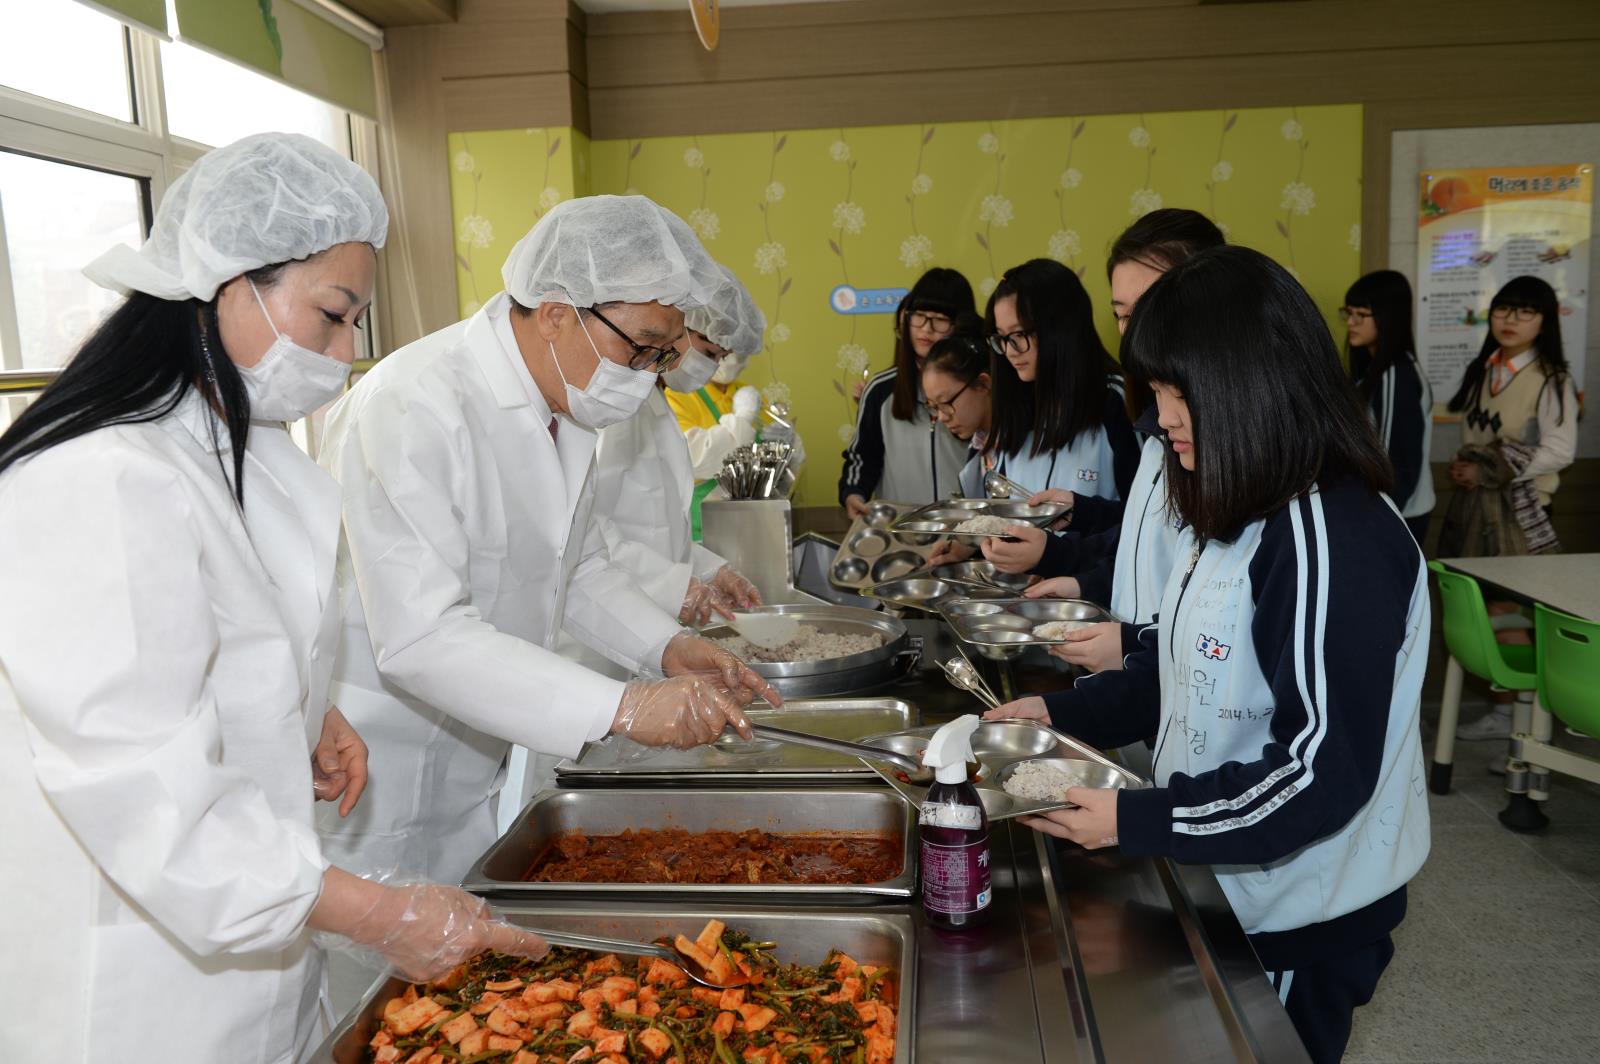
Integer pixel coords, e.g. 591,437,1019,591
317,196,777,887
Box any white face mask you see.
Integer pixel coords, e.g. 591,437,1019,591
711,352,749,386
662,346,719,392
550,307,658,429
239,280,351,422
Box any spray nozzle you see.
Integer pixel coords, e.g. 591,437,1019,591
921,714,981,786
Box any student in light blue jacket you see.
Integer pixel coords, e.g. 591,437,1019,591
992,246,1430,1064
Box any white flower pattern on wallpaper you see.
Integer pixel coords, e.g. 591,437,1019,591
762,381,792,407
1128,188,1163,216
765,181,786,203
978,132,1000,155
754,241,788,275
1211,160,1233,183
979,277,999,298
458,214,494,248
1059,167,1082,190
1348,223,1361,252
835,343,870,375
1128,126,1151,149
1048,229,1082,263
911,173,933,195
832,201,866,235
539,187,562,210
899,234,935,270
979,194,1013,227
836,423,855,444
453,150,476,173
1280,182,1315,216
683,147,705,168
769,323,791,344
689,207,721,240
1281,119,1304,141
829,140,851,163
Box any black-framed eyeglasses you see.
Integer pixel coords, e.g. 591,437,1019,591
928,380,972,417
907,310,954,335
1338,306,1373,323
988,330,1034,357
584,305,684,371
1489,305,1541,323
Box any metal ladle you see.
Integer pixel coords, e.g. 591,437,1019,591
728,722,937,784
940,656,1002,711
531,928,749,989
982,469,1034,501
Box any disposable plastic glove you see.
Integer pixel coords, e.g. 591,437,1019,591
343,882,549,982
661,632,782,710
718,413,758,447
732,385,762,419
611,674,755,748
680,577,731,626
709,565,762,610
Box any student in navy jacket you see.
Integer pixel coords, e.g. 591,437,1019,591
990,246,1431,1064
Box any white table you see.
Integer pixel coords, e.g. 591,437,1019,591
1439,554,1600,621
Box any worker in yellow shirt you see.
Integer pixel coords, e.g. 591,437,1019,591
665,268,803,539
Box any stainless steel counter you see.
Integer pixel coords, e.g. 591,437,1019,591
878,619,1311,1063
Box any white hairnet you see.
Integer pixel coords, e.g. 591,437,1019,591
501,194,722,311
84,132,388,302
685,263,767,356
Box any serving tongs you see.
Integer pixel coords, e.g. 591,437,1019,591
723,722,937,784
940,655,1002,711
530,928,750,989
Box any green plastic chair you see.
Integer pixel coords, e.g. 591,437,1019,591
1534,605,1600,741
1428,561,1537,794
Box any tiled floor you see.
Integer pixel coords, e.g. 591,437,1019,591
1344,690,1600,1064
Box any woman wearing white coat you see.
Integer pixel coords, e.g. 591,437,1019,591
0,134,545,1064
316,196,777,889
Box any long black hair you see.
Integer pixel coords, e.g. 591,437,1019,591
921,314,989,385
1343,270,1417,401
890,267,975,422
1446,275,1571,422
1106,208,1225,419
1126,245,1392,542
985,258,1119,459
0,269,285,505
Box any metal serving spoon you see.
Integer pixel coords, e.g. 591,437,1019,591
727,722,936,784
531,928,749,989
940,656,1002,711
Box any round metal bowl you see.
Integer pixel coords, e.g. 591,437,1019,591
863,502,900,529
699,604,909,696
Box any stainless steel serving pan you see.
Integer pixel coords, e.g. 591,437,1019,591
698,603,906,683
463,786,916,903
555,698,919,784
312,907,917,1064
860,719,1147,821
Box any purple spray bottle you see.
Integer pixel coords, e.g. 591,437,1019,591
918,714,992,930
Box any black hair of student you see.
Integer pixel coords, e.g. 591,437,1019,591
1105,208,1225,419
0,264,291,506
1343,270,1417,402
985,258,1120,459
1446,274,1571,422
890,267,976,422
920,313,988,384
1125,245,1393,542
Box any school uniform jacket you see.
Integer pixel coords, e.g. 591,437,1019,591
839,368,971,505
1367,354,1435,519
1042,479,1431,955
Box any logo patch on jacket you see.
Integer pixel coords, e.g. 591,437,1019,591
1077,469,1098,482
1196,634,1231,661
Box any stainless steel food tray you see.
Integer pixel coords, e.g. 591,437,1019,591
312,907,916,1064
827,500,946,591
555,698,919,784
891,498,1070,539
938,596,1111,649
860,719,1146,821
697,603,909,698
463,787,916,903
863,575,1011,614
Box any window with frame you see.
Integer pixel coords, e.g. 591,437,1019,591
0,0,381,441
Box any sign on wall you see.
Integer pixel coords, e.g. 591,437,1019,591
1416,164,1592,407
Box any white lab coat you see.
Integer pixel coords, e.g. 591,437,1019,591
317,292,684,885
0,392,341,1064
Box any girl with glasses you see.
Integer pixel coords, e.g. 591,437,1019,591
839,268,976,517
1341,270,1435,546
916,320,994,497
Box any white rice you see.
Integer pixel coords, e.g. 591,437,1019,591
713,624,883,664
954,514,1017,535
1002,760,1077,802
1032,620,1090,641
